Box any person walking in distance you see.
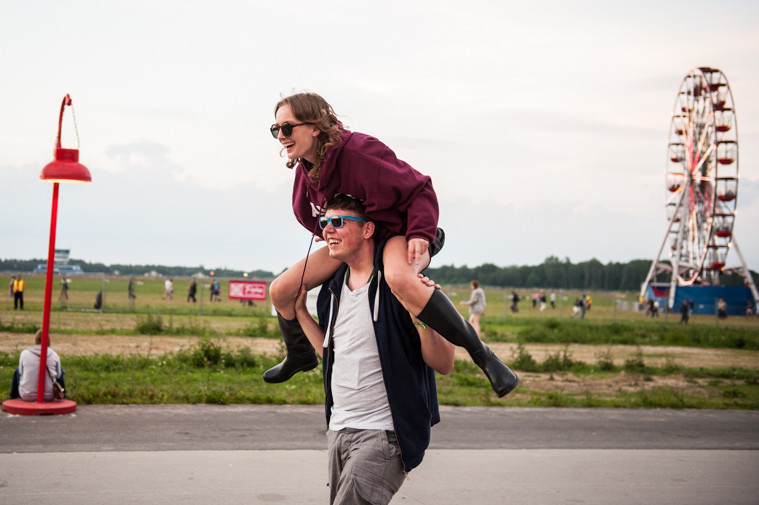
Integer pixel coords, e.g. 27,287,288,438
12,275,25,310
187,279,197,303
460,280,486,338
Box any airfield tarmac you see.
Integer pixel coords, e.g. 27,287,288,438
1,405,757,504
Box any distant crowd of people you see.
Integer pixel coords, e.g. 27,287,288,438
508,290,593,318
6,275,244,312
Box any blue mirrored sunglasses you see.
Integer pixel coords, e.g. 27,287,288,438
318,215,367,230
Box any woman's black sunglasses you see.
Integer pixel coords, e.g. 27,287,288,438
270,122,311,139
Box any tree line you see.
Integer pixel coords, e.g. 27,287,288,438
424,256,758,292
0,258,274,281
2,255,756,292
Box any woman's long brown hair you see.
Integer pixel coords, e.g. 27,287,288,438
275,92,343,181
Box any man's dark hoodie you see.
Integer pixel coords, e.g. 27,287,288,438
316,238,440,473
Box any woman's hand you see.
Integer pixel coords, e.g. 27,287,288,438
407,238,429,265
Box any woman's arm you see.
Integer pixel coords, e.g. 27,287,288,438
293,285,325,358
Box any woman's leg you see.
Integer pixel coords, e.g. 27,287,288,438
469,313,481,338
264,246,342,384
270,246,343,319
382,236,435,315
383,236,518,398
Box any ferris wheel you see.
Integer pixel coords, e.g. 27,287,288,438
666,67,738,283
642,67,758,308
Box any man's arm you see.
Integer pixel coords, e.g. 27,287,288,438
294,285,325,358
413,318,454,375
411,274,454,374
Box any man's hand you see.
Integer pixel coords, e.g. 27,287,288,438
294,284,308,315
407,238,429,265
418,273,440,290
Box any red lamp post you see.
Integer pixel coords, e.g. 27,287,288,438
2,94,90,416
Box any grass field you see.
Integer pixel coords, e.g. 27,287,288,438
2,273,759,409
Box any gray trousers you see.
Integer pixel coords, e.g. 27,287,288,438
327,428,406,505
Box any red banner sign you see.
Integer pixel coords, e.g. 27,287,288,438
228,280,267,301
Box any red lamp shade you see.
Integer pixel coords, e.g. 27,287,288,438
40,147,92,183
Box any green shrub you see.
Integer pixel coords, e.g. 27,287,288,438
222,347,258,368
240,317,278,338
663,358,682,373
190,339,222,367
595,349,615,371
135,314,164,335
169,317,217,337
511,343,538,372
623,350,648,373
0,318,40,334
541,346,579,372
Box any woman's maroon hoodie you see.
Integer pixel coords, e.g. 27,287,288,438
291,130,439,243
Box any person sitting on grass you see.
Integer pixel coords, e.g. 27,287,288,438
9,330,65,401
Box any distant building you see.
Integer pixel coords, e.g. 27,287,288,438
33,248,85,275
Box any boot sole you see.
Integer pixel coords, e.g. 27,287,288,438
494,374,520,398
262,360,319,384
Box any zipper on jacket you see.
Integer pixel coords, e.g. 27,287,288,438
389,406,410,480
373,270,382,322
329,267,409,479
370,271,409,478
323,286,339,394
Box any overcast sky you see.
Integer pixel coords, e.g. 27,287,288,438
2,0,758,277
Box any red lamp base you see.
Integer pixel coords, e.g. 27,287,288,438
2,398,77,416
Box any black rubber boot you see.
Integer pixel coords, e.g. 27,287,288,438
417,290,519,397
263,313,319,384
429,227,446,258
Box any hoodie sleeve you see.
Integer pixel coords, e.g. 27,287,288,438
339,134,440,243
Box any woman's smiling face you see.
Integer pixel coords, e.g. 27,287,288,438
274,104,320,163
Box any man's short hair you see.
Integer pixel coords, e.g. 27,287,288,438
35,330,44,345
324,194,369,221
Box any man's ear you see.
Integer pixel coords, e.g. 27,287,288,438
363,221,375,239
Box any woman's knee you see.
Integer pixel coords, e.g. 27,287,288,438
384,263,418,299
270,275,297,308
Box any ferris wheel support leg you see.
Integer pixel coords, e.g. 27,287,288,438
641,189,686,305
667,274,678,312
668,187,690,312
640,229,671,300
730,238,759,303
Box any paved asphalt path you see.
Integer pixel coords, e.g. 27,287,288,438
1,405,758,504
